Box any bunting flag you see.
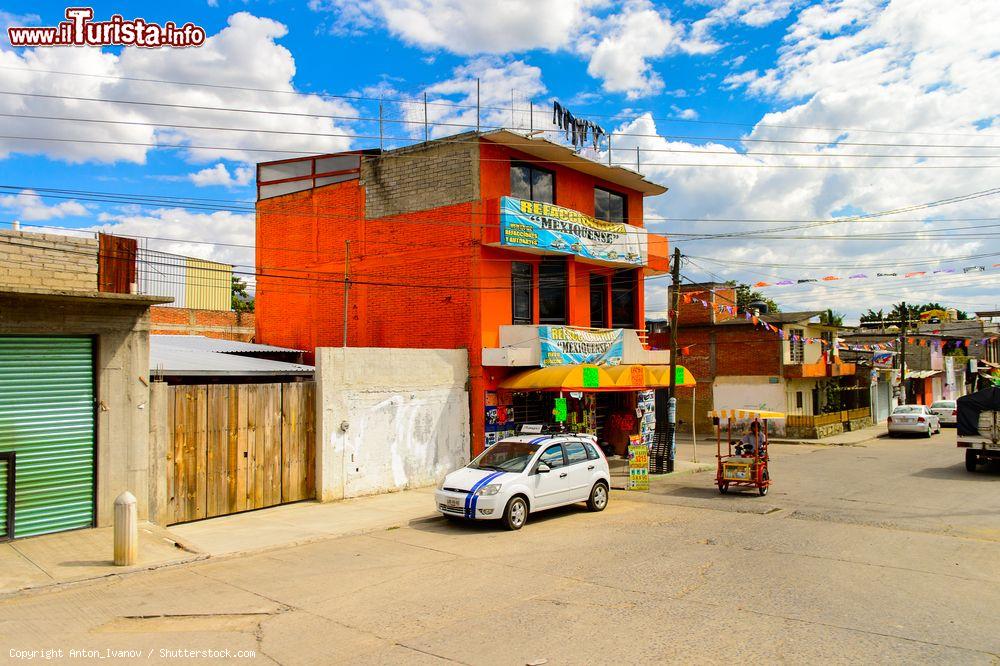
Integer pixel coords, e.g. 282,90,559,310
750,262,1000,288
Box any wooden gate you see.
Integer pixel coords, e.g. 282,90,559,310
166,382,315,524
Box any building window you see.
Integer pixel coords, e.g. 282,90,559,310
511,262,534,325
538,257,567,324
594,187,626,224
590,274,607,328
611,269,636,329
510,162,554,203
790,328,805,363
796,391,804,410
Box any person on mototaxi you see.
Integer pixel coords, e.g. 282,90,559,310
733,421,766,456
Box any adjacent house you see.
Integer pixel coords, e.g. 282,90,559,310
658,283,865,438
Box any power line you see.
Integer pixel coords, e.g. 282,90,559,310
4,89,1000,150
2,63,996,140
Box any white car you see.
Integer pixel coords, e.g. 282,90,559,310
435,434,612,530
887,405,941,437
929,400,957,426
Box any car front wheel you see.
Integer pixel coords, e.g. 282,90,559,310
503,496,528,530
587,482,609,512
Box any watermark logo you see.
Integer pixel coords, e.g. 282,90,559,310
7,7,206,48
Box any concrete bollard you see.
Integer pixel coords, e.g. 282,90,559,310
114,491,138,566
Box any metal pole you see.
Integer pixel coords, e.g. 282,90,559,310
378,99,383,150
476,78,480,133
636,145,640,173
691,384,697,463
668,397,677,472
900,301,907,403
608,133,612,166
668,247,682,402
423,92,428,143
342,240,351,347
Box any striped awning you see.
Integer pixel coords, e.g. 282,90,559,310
708,409,786,420
499,364,696,392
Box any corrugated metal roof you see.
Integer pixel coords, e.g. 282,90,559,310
150,337,313,376
150,335,302,354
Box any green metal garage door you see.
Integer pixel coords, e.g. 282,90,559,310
0,455,9,540
0,337,95,538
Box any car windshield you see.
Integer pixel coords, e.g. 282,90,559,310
893,406,924,414
470,441,539,473
931,401,955,408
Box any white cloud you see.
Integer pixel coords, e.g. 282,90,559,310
397,57,547,140
0,189,87,221
671,106,700,120
0,12,357,164
91,208,255,281
311,0,598,54
189,163,254,187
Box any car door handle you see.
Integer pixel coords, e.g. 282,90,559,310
559,472,568,478
588,465,595,470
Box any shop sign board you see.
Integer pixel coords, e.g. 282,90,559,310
553,397,568,422
539,325,624,367
499,196,647,266
628,437,649,491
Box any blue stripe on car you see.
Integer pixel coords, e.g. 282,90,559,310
465,471,505,519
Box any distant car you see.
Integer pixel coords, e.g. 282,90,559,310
887,405,941,437
929,400,957,426
434,434,612,530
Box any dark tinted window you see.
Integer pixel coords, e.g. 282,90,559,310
590,274,607,328
539,444,565,469
511,262,533,325
539,257,567,324
511,163,554,203
594,187,626,224
611,269,636,328
565,441,588,464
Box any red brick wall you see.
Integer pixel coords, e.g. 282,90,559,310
150,307,255,342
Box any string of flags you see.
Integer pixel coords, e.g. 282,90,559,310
750,263,999,289
680,291,999,352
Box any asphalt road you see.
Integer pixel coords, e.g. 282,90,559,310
1,428,998,665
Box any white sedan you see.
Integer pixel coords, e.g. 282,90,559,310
435,434,612,530
887,405,941,437
929,400,957,426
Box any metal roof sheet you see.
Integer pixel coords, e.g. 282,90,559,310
150,339,314,377
150,334,302,354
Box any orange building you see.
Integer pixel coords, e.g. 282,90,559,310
255,130,673,454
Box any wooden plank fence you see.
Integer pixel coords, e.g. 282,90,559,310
166,382,315,524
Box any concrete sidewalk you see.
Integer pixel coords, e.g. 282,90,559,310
675,422,885,449
0,522,203,597
169,488,439,558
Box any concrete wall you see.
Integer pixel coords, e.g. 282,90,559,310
315,347,470,501
0,293,153,527
361,138,480,218
714,376,788,436
0,230,98,292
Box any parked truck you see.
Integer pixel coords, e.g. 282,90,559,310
956,386,1000,472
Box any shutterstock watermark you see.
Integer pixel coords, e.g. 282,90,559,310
7,7,206,48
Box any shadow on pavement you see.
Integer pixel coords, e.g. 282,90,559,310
912,461,1000,481
408,503,593,535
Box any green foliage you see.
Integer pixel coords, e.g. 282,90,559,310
726,281,780,313
231,276,254,313
819,309,844,327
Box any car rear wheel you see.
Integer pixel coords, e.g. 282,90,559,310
587,482,609,512
966,450,979,472
503,496,528,530
924,427,932,438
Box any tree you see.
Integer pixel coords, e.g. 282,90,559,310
726,281,780,313
231,276,254,313
860,308,886,324
820,309,844,327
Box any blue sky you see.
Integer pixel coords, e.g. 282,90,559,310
1,1,999,320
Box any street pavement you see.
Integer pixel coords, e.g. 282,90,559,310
1,427,998,664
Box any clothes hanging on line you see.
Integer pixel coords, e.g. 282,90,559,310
553,101,606,151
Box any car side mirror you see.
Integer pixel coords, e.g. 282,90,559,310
536,462,551,474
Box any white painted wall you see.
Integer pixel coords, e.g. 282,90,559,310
315,347,470,501
713,376,788,435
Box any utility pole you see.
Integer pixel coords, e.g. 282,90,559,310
342,240,351,348
899,301,907,403
668,247,682,401
423,92,428,143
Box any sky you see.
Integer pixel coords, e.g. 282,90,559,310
0,0,999,322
